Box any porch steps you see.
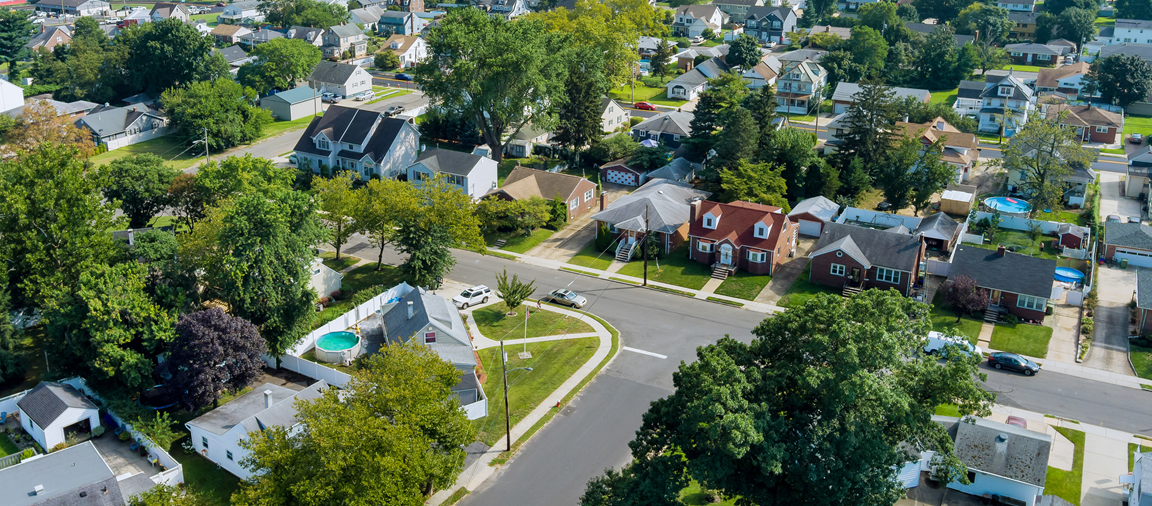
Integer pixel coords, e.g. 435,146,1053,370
842,285,863,297
615,243,634,262
983,307,1000,323
711,264,731,280
493,239,507,248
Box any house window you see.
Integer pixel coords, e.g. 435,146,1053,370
1096,126,1109,133
445,174,465,186
697,240,714,253
1017,294,1044,311
424,332,436,343
705,217,714,228
875,267,901,284
754,224,767,238
202,437,208,449
227,450,233,461
1037,54,1050,60
317,138,330,150
413,171,426,181
569,199,578,210
830,263,846,276
584,189,594,202
748,250,766,263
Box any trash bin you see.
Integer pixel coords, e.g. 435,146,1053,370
1122,258,1129,269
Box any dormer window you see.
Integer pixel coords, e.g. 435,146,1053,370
999,86,1012,96
754,222,769,239
316,137,330,150
703,212,718,229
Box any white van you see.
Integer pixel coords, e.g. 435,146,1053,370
923,331,983,357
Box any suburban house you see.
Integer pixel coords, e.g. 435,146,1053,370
838,0,881,10
25,25,71,52
219,0,262,23
76,105,169,152
1047,38,1077,53
1054,223,1090,250
1007,163,1095,205
37,0,110,16
1135,270,1152,333
349,5,385,30
121,7,152,26
261,86,321,121
292,105,420,180
775,58,828,114
647,157,700,183
671,5,725,39
0,442,160,505
906,22,975,47
600,158,650,188
1104,222,1152,267
742,53,783,89
637,36,676,58
1042,104,1123,144
186,381,328,479
384,35,427,68
0,79,23,114
188,19,212,36
687,199,796,278
307,60,371,98
711,0,763,17
211,24,252,45
404,148,498,199
1113,18,1152,44
322,24,368,60
667,57,731,101
896,117,980,184
600,97,630,133
4,98,97,119
1006,43,1067,66
831,82,930,114
150,2,190,21
675,45,729,71
808,222,925,297
592,179,711,258
217,45,256,71
486,167,598,221
1035,62,1091,96
379,11,427,35
977,73,1036,136
384,0,424,12
1008,12,1039,40
807,25,851,41
240,28,284,48
948,245,1056,323
949,81,984,118
505,126,552,158
932,416,1052,506
997,0,1035,12
787,195,839,237
17,381,100,452
743,6,795,45
309,258,342,298
480,0,529,19
1129,150,1152,198
631,111,694,149
288,25,324,46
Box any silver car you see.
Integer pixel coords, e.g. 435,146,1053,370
543,289,587,309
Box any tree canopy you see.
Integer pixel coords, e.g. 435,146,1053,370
313,172,361,260
162,79,273,152
103,154,179,229
1117,0,1152,21
1084,54,1152,108
0,8,35,64
258,0,349,29
239,38,323,95
124,18,229,95
160,308,267,411
993,111,1096,213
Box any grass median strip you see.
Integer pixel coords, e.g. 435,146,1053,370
484,250,519,261
472,303,594,339
610,276,640,285
1044,426,1085,506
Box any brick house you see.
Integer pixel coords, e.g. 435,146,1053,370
948,245,1056,323
1137,269,1152,333
591,179,711,258
808,222,925,297
486,167,598,221
687,200,797,277
1005,43,1066,66
1104,222,1152,268
1042,104,1124,144
211,24,252,45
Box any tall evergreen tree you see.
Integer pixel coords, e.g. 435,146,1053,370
686,72,747,157
835,80,902,174
553,47,609,153
712,107,760,171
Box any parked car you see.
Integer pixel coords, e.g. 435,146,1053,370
1132,133,1143,144
923,331,983,358
542,289,587,309
633,101,657,111
354,90,375,101
1132,216,1144,225
691,36,704,43
452,285,491,309
987,352,1041,376
395,73,412,81
1107,215,1124,223
1005,416,1028,428
287,154,298,165
392,105,405,115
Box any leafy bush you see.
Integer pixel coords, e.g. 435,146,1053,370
133,411,180,452
51,442,68,453
20,448,33,458
1081,317,1094,335
349,285,386,307
92,426,105,437
595,222,615,251
119,430,132,442
1005,314,1019,324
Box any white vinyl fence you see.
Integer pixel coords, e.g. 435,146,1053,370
973,211,1064,234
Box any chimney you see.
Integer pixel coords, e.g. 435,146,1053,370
263,390,272,409
997,245,1006,256
690,196,703,224
407,300,414,319
599,191,607,211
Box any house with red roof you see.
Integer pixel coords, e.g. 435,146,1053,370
686,199,796,279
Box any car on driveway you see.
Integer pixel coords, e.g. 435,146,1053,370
542,289,587,309
354,90,375,101
452,285,491,309
923,331,983,357
1107,215,1125,223
395,73,412,81
633,101,657,111
987,352,1041,376
1132,133,1144,144
1005,416,1028,428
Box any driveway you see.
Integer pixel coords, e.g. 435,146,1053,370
1098,172,1142,218
523,183,630,263
1083,265,1136,375
754,237,816,304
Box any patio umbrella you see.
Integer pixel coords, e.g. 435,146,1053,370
640,139,658,148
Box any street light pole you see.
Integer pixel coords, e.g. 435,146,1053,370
500,341,533,452
643,203,649,287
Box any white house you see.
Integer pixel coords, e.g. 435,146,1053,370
480,0,528,19
406,148,498,199
76,105,170,151
932,416,1051,506
38,0,110,16
0,79,24,114
1126,451,1152,506
219,0,263,23
996,0,1035,12
16,382,100,453
742,54,782,89
292,105,420,180
775,58,828,115
977,74,1036,136
384,34,427,68
185,381,328,479
600,97,630,133
506,125,552,158
671,5,724,39
306,61,371,98
310,258,343,298
1113,19,1152,44
0,442,160,504
667,57,730,101
150,2,190,22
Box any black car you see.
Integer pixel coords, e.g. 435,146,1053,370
987,352,1040,376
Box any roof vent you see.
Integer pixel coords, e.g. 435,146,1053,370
80,492,87,498
996,433,1009,443
34,485,43,495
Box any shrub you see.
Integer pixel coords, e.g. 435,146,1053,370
92,426,105,437
50,442,68,453
118,430,132,442
319,296,330,306
595,222,615,252
1005,314,1019,324
133,411,180,452
1081,317,1094,335
629,116,643,127
330,290,343,300
1046,305,1054,315
20,448,33,458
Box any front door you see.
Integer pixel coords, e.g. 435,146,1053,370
719,244,733,265
850,267,861,283
627,232,636,245
990,289,1002,306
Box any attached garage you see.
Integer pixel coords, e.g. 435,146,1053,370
796,219,822,236
1105,222,1152,267
787,195,840,237
1115,248,1152,268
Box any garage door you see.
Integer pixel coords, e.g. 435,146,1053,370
833,103,848,114
605,170,637,186
1116,248,1152,268
797,219,822,237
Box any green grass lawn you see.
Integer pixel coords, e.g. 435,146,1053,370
616,246,712,290
472,302,595,340
261,113,321,139
365,88,414,105
170,435,241,506
713,271,771,301
1002,64,1057,73
1101,147,1126,155
990,322,1053,358
970,229,1061,260
88,135,201,171
1130,344,1152,380
472,337,599,446
934,404,961,417
1045,426,1085,506
608,84,687,107
929,87,960,107
679,480,738,506
930,293,984,344
1125,115,1152,139
568,242,615,271
0,433,19,457
1034,207,1088,226
486,228,555,254
145,215,190,232
320,250,359,272
312,263,407,329
1096,16,1116,26
1130,443,1152,470
777,264,839,309
190,12,219,26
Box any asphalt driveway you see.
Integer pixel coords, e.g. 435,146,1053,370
1083,265,1136,375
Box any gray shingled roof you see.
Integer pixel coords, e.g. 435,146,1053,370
293,106,408,163
647,157,699,182
0,442,128,506
327,24,363,39
187,383,297,435
215,44,249,63
788,195,838,222
1100,43,1152,62
17,382,97,429
948,246,1056,299
953,416,1052,487
382,289,475,367
957,80,986,99
241,381,327,434
915,212,959,242
832,82,930,103
412,148,484,176
307,60,360,85
1105,222,1152,250
590,179,711,234
809,222,922,271
1137,269,1152,310
632,111,694,137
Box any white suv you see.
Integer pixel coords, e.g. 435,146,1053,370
923,331,983,357
452,285,491,309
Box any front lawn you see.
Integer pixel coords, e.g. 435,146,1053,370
1002,64,1056,73
1125,115,1152,139
990,322,1053,358
617,246,712,290
929,87,960,107
472,337,599,446
777,265,839,309
0,432,18,457
486,228,555,254
608,84,688,107
312,263,407,329
1129,344,1152,380
320,250,359,272
713,271,771,301
930,293,984,344
261,113,321,139
568,242,615,271
88,135,201,171
970,229,1061,260
472,302,594,340
1044,426,1085,506
171,435,242,506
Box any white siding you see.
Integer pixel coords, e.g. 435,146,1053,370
947,471,1044,506
186,424,253,479
20,406,99,452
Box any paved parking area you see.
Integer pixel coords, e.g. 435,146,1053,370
1083,266,1137,375
1098,172,1142,218
754,237,816,304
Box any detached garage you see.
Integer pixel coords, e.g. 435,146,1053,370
1104,221,1152,268
17,382,101,453
600,158,648,187
262,86,322,121
788,195,839,237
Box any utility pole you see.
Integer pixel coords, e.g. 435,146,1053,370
502,340,511,452
643,203,649,287
203,127,210,164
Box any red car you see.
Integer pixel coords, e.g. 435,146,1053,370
633,101,657,111
1005,416,1027,429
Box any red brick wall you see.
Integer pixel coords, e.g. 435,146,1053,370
809,253,862,289
1141,309,1152,332
1089,127,1117,144
690,238,716,266
567,180,598,221
999,291,1047,322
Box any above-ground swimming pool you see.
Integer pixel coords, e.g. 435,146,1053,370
984,197,1033,217
314,331,361,363
1055,267,1086,283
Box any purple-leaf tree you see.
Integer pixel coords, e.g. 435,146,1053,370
942,275,988,322
162,307,267,411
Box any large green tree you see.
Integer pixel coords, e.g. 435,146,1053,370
415,8,567,162
1054,8,1096,48
580,290,995,506
313,171,362,260
239,38,322,95
720,160,790,209
0,8,33,64
1117,0,1152,21
47,262,175,391
913,0,968,22
711,107,759,172
553,47,609,154
685,72,747,157
162,79,273,152
258,0,349,29
994,111,1096,213
353,178,417,269
103,154,180,229
526,0,665,87
235,342,476,506
727,33,762,69
879,135,955,214
0,264,25,386
1084,54,1152,108
838,26,888,77
835,80,902,174
1046,0,1100,13
762,127,819,201
125,18,228,95
954,3,1014,44
195,154,295,208
916,26,966,88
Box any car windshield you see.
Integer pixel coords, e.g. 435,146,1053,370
566,292,577,300
461,291,474,298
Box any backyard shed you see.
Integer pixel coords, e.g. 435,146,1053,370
261,86,321,121
16,382,100,453
787,195,839,237
940,184,977,215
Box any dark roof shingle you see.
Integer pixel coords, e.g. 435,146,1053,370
948,246,1055,299
16,382,97,429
